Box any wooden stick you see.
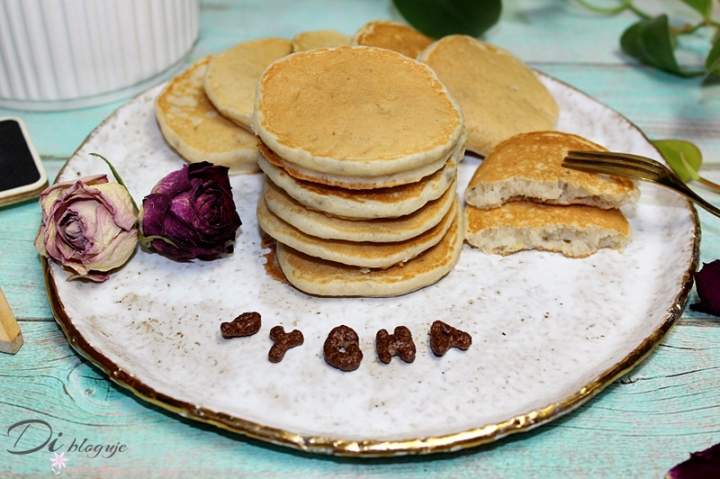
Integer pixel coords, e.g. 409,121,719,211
0,288,23,354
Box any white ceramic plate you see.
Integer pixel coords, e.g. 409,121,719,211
45,74,699,457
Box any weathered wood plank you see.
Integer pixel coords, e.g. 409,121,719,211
0,161,63,320
0,321,718,478
197,0,710,65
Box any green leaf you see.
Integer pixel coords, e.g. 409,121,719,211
706,36,720,75
620,15,705,77
652,139,703,182
393,0,502,38
681,0,712,18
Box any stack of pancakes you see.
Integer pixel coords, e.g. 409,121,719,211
464,132,639,257
253,46,466,297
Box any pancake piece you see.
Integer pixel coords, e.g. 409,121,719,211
259,139,463,189
465,131,638,209
258,155,456,219
353,20,432,58
205,38,292,129
156,58,261,174
264,177,456,242
292,30,350,52
276,205,464,297
254,46,463,176
419,35,558,156
258,197,458,268
465,202,629,258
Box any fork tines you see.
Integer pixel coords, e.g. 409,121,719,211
562,150,665,181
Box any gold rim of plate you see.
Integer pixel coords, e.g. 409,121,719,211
41,72,701,457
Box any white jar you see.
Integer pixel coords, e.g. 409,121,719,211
0,0,198,110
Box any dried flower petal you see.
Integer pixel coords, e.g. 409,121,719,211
35,175,138,282
691,261,720,316
667,443,720,478
140,162,241,262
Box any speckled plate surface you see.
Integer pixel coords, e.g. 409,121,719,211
45,73,699,457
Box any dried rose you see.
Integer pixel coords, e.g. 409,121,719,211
35,174,138,282
667,443,720,478
691,260,720,316
140,162,241,261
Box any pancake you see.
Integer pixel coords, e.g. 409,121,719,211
204,38,292,129
263,177,456,242
258,155,456,219
155,58,261,174
259,137,464,189
292,30,350,52
465,202,630,258
419,35,558,156
276,205,463,297
253,46,463,177
353,20,432,58
258,196,458,268
465,131,638,209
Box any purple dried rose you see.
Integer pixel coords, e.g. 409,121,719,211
35,174,138,282
140,162,241,261
667,443,720,478
691,260,720,316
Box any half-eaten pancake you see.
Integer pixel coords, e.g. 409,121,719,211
259,138,463,189
465,131,638,209
276,205,463,297
264,177,456,242
258,155,456,219
353,20,432,58
204,38,292,129
258,197,458,268
465,202,630,258
155,58,261,174
254,46,463,177
292,30,350,52
419,35,558,156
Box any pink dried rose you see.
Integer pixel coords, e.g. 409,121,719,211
667,443,720,478
139,162,241,262
691,260,720,316
35,174,138,282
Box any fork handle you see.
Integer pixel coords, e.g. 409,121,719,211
665,178,720,219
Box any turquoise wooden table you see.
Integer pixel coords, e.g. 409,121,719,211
2,1,720,477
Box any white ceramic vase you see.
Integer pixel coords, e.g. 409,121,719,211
0,0,198,110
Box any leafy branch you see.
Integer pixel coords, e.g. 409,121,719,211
653,140,720,193
577,0,720,77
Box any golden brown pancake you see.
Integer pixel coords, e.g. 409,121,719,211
465,131,638,209
419,35,558,156
276,204,464,297
353,20,432,58
263,177,456,242
258,196,458,268
258,140,462,190
292,30,350,52
258,155,457,219
465,202,630,258
204,38,293,129
253,46,463,177
155,58,261,174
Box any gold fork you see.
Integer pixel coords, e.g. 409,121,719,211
563,150,720,218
